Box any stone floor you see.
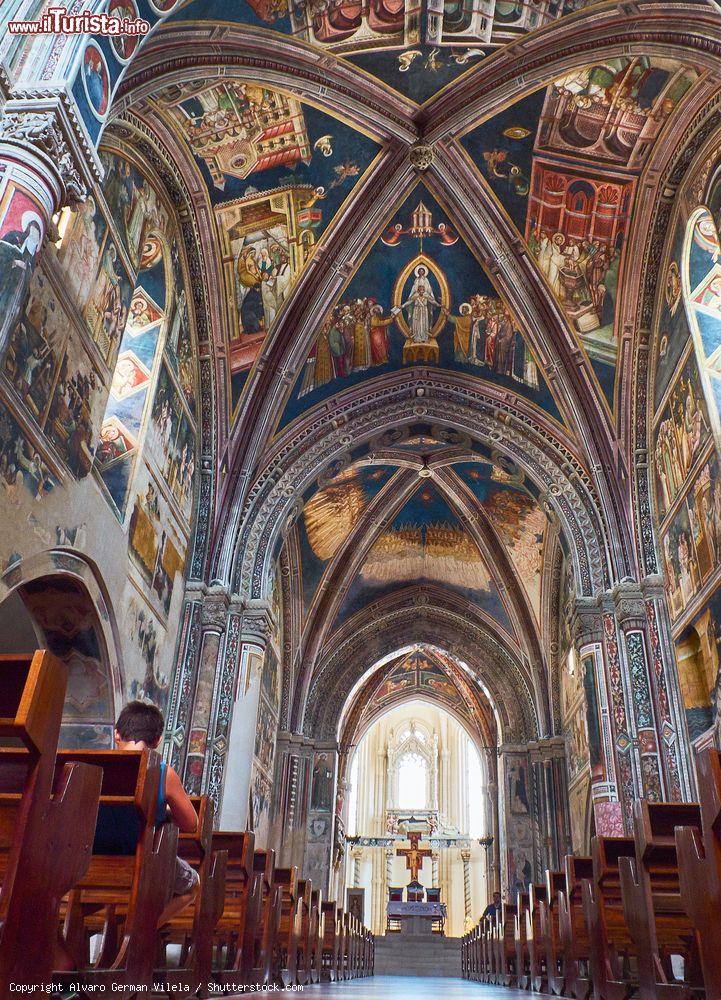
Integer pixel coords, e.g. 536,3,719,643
249,976,547,998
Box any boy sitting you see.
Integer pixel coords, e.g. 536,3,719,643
114,700,200,924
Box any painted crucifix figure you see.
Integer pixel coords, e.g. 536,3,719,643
396,831,433,881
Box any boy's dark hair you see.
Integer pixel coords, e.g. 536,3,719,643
115,700,164,746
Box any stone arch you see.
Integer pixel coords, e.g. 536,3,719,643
302,588,540,741
0,549,122,745
226,377,611,611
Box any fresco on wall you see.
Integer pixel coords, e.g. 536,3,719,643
461,58,700,406
504,755,534,897
144,79,379,411
286,188,560,426
0,178,44,359
333,482,514,632
653,347,713,521
20,578,115,747
3,267,102,480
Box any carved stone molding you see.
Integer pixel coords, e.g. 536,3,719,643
571,597,604,647
240,601,275,646
0,109,87,204
612,580,648,631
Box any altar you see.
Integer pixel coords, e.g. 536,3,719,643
386,899,447,935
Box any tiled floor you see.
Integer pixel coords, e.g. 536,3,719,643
243,976,547,998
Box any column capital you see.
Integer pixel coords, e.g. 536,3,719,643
0,100,98,207
240,599,275,646
611,579,647,630
570,596,603,646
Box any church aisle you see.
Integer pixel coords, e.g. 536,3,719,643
256,976,550,998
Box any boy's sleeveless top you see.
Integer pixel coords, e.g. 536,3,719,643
93,759,168,856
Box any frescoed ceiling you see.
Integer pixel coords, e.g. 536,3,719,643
168,0,608,103
288,441,553,673
333,481,514,631
126,77,380,413
281,185,563,428
461,56,701,406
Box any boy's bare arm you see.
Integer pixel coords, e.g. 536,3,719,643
165,765,199,833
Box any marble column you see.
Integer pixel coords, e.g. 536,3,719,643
0,107,89,358
432,850,440,889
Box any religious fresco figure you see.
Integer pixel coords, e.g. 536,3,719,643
0,215,42,358
312,753,333,811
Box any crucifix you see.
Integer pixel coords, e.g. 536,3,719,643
396,831,433,882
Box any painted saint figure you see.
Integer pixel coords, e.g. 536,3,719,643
0,214,43,359
400,265,441,344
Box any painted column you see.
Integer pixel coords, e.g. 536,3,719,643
352,847,363,887
218,602,273,831
528,738,570,872
432,850,440,888
483,749,501,894
305,741,339,895
461,849,472,930
183,587,231,794
0,108,89,358
572,597,624,836
498,746,536,899
274,732,312,867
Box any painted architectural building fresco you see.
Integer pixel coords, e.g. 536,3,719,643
462,57,701,406
143,79,379,413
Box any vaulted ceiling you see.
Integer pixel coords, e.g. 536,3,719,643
100,0,721,739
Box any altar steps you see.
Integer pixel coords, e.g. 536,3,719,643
373,933,462,977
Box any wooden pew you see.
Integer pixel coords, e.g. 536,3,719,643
496,899,519,988
209,830,257,987
273,864,299,986
527,881,549,992
461,925,480,982
582,836,636,1000
321,901,341,980
544,870,566,996
486,914,499,984
308,887,323,983
515,888,530,990
244,849,282,987
155,795,228,995
295,877,313,985
343,910,357,979
0,651,102,990
556,854,593,999
53,748,177,992
619,801,704,999
676,749,721,998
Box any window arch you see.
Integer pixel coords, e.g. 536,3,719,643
397,751,428,809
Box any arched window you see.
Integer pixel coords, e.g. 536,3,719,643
397,751,427,809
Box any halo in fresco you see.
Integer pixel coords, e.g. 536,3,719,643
108,0,142,62
149,0,181,12
81,42,111,120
